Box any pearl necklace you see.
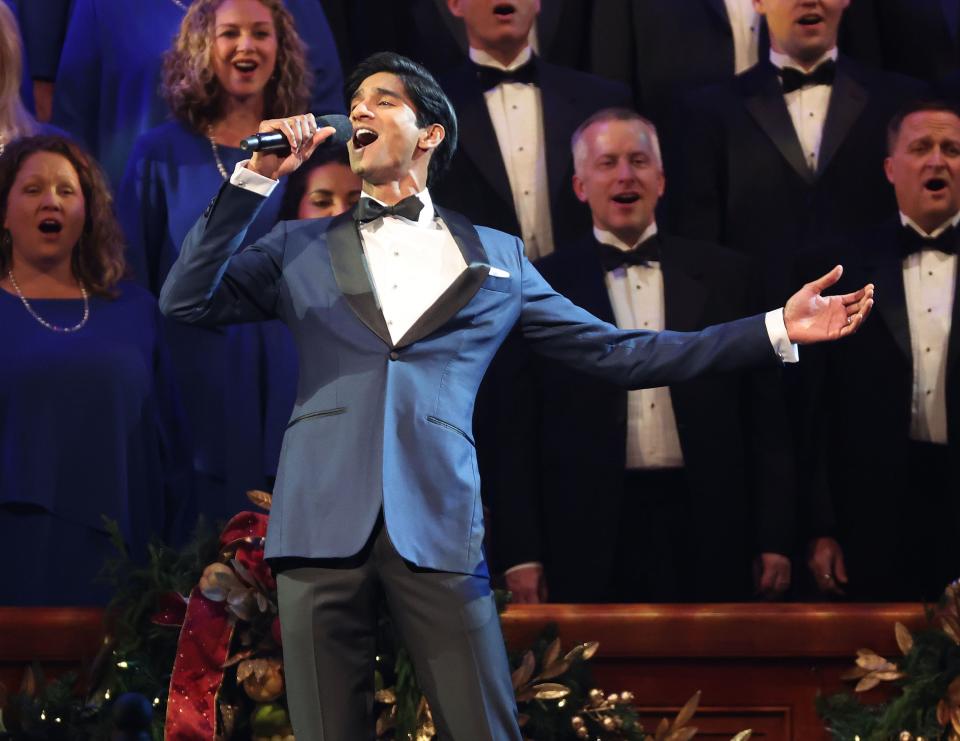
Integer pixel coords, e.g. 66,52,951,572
207,127,230,181
8,271,90,333
169,0,189,10
0,137,6,159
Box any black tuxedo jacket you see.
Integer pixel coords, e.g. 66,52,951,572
432,57,631,251
798,218,960,600
589,0,769,125
841,0,960,84
487,233,796,602
669,55,925,304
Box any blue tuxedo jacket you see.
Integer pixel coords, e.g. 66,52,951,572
160,183,778,575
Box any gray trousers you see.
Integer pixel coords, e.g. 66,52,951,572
275,520,522,741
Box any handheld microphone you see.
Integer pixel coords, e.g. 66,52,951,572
240,114,353,155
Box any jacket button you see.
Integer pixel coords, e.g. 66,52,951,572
389,351,399,361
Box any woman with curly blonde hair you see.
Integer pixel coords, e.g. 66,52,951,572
117,0,310,525
0,135,190,605
52,0,342,189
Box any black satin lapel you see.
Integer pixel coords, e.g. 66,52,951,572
661,247,707,332
453,80,516,208
818,66,868,176
569,243,617,324
326,211,392,347
866,249,912,362
395,207,491,348
538,62,582,202
744,66,815,184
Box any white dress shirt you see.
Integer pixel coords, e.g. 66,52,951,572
598,224,685,469
470,45,554,261
724,0,761,74
230,163,466,344
359,192,466,343
900,211,959,445
770,47,838,172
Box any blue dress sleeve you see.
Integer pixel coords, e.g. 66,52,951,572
285,0,345,113
51,0,101,154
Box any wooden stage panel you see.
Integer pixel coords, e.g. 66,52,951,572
500,604,925,741
0,603,925,740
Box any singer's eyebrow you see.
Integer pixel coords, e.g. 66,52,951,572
350,87,404,106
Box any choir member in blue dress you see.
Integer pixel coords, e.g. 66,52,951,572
118,0,310,524
276,147,360,220
0,135,191,606
52,0,343,189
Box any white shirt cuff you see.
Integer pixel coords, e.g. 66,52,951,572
230,160,278,197
765,308,799,363
504,561,542,576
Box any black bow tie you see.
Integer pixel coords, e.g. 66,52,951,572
474,59,537,91
899,222,960,257
354,195,424,224
597,237,661,272
777,60,836,93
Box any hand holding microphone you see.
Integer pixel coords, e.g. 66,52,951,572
245,113,352,181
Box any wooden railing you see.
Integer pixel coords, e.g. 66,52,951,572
0,603,925,740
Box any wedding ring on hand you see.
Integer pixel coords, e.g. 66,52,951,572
823,573,833,580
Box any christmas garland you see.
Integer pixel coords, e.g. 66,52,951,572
0,491,752,741
817,581,960,741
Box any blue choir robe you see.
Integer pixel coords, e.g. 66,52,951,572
119,120,298,525
0,282,192,605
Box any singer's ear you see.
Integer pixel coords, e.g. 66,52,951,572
418,123,445,151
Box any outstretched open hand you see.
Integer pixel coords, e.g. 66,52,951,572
784,265,874,345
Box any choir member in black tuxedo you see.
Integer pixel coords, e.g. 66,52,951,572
491,109,799,604
431,0,630,261
671,0,925,305
334,0,593,81
799,100,960,602
590,0,770,127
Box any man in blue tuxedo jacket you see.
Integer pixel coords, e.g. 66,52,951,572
160,51,874,741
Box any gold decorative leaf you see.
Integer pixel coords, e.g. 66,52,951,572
542,637,562,669
674,690,701,728
666,727,698,741
564,641,600,663
894,622,914,655
537,658,571,680
512,651,535,689
855,651,895,672
655,716,670,741
855,675,881,693
246,489,273,511
730,731,753,741
872,671,905,682
841,667,869,680
531,683,570,700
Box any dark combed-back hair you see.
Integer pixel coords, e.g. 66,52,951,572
344,52,458,186
277,147,352,221
0,135,127,297
162,0,311,134
887,99,960,153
